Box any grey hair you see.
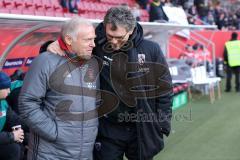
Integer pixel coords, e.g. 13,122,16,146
104,6,136,32
61,17,92,41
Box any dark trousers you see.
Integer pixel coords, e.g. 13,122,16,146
93,118,153,160
226,66,240,91
0,143,21,160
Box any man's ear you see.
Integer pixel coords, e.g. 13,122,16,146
64,35,73,46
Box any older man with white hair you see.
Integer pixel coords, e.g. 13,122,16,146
19,17,98,160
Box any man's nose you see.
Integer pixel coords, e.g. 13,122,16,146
90,40,95,47
110,38,118,44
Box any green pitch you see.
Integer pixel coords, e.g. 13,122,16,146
155,82,240,160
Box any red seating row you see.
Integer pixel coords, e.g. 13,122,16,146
0,0,149,21
78,1,114,13
77,1,149,21
0,0,62,12
0,8,148,21
0,7,76,17
80,12,105,20
100,0,135,6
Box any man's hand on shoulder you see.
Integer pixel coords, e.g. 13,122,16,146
47,40,65,56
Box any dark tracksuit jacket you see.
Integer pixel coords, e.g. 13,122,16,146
93,22,173,159
19,53,99,160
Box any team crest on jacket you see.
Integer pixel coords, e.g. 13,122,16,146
138,54,145,65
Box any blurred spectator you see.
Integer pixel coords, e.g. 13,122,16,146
187,16,196,24
120,3,129,9
0,71,24,160
188,4,197,16
224,32,240,92
187,4,197,24
116,0,238,30
10,69,25,82
196,44,212,63
149,0,169,22
132,3,141,21
60,0,79,13
207,13,215,25
179,43,211,67
177,0,190,9
184,0,194,10
137,0,149,9
164,0,173,7
194,0,209,22
179,44,194,60
216,12,227,30
228,14,239,30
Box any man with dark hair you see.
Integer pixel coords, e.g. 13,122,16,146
224,32,240,92
94,8,172,159
48,6,173,160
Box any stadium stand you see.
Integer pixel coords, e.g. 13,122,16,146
0,0,149,21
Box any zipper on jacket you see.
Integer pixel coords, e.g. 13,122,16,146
137,117,142,160
79,65,84,159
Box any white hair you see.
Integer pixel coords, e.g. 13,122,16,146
61,17,93,41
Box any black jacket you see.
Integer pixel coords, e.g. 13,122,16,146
93,23,173,159
194,0,209,17
149,2,169,22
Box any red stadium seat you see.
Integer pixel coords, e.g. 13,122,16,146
45,11,55,17
79,13,88,18
33,0,43,10
77,1,85,12
2,0,12,7
22,9,35,15
51,0,62,12
14,0,24,8
10,9,22,14
42,0,52,10
35,10,45,16
55,12,64,17
64,13,75,17
84,2,94,12
0,8,10,13
0,1,3,8
140,9,149,17
24,0,34,9
0,0,148,22
3,0,15,9
87,12,96,19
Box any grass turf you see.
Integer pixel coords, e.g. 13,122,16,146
154,83,240,160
